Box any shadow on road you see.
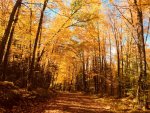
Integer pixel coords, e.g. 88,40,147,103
39,93,114,113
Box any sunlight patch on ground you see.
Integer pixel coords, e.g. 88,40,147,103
44,110,70,113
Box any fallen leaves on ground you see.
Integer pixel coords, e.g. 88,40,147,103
1,91,150,113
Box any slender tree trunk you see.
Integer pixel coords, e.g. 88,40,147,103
93,45,99,93
82,50,87,92
28,0,48,90
114,30,122,98
109,33,114,96
29,8,33,69
103,35,107,94
121,41,124,96
97,24,102,95
117,41,121,98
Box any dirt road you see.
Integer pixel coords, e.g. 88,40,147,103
31,92,113,113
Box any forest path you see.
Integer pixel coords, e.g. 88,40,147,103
23,92,116,113
9,92,136,113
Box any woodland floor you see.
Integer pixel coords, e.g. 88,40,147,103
1,92,150,113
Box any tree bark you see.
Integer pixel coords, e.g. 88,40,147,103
82,50,87,92
0,0,22,64
2,4,21,81
109,33,114,96
133,0,147,107
28,0,48,90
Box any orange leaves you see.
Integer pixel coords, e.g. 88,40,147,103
109,0,114,3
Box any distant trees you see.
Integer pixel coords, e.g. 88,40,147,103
109,0,149,107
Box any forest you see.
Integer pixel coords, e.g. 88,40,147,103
0,0,150,113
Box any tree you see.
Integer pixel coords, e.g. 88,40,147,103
28,0,49,90
133,0,147,107
2,3,22,81
0,0,22,65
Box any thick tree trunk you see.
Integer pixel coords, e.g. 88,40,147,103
134,0,147,107
2,5,21,81
0,0,22,64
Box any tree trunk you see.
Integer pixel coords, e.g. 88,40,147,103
82,50,87,92
28,0,48,90
134,0,147,107
114,30,122,98
2,5,21,81
109,33,114,96
97,24,102,95
0,0,22,64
